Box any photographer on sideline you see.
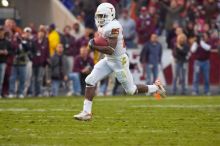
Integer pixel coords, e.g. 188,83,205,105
8,31,31,98
191,32,211,95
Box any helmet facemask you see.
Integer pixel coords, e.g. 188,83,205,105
95,13,108,27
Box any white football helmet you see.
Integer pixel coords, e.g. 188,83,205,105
95,3,115,27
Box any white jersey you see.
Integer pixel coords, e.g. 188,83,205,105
97,19,126,57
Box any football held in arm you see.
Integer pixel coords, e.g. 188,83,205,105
73,2,166,121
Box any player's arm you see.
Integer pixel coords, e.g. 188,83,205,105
89,28,119,55
89,41,115,55
93,36,118,55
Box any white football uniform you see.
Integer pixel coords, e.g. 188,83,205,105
85,19,137,94
98,19,126,57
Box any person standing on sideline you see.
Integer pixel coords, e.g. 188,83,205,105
49,44,68,96
118,8,136,49
22,27,35,96
31,30,49,97
140,33,162,84
61,25,76,96
48,24,60,57
0,26,11,98
172,33,189,95
8,32,31,98
71,46,94,95
191,33,211,95
61,25,76,73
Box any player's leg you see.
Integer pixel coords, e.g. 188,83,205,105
84,59,112,101
74,58,113,120
112,54,166,96
115,67,162,95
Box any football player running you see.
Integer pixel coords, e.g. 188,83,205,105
74,3,166,121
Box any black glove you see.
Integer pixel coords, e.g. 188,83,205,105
88,39,95,51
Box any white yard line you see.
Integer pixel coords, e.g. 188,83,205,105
96,96,219,101
131,104,220,108
0,96,218,104
0,129,169,140
0,108,76,112
0,104,219,112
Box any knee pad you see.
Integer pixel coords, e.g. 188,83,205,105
85,74,96,86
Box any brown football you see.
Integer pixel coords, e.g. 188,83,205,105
94,36,108,46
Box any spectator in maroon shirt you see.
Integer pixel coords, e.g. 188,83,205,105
73,46,94,95
71,22,83,40
31,30,49,96
0,26,11,98
61,25,76,76
136,6,156,45
203,0,219,24
191,32,211,95
2,19,22,97
61,25,77,95
74,29,91,57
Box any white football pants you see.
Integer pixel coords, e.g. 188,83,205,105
85,54,137,95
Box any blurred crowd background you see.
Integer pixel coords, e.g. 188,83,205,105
0,0,220,98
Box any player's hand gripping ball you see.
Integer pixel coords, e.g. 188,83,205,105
88,32,109,51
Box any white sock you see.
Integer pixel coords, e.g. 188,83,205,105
83,99,92,114
147,85,159,93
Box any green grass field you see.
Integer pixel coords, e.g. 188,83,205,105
0,95,220,146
